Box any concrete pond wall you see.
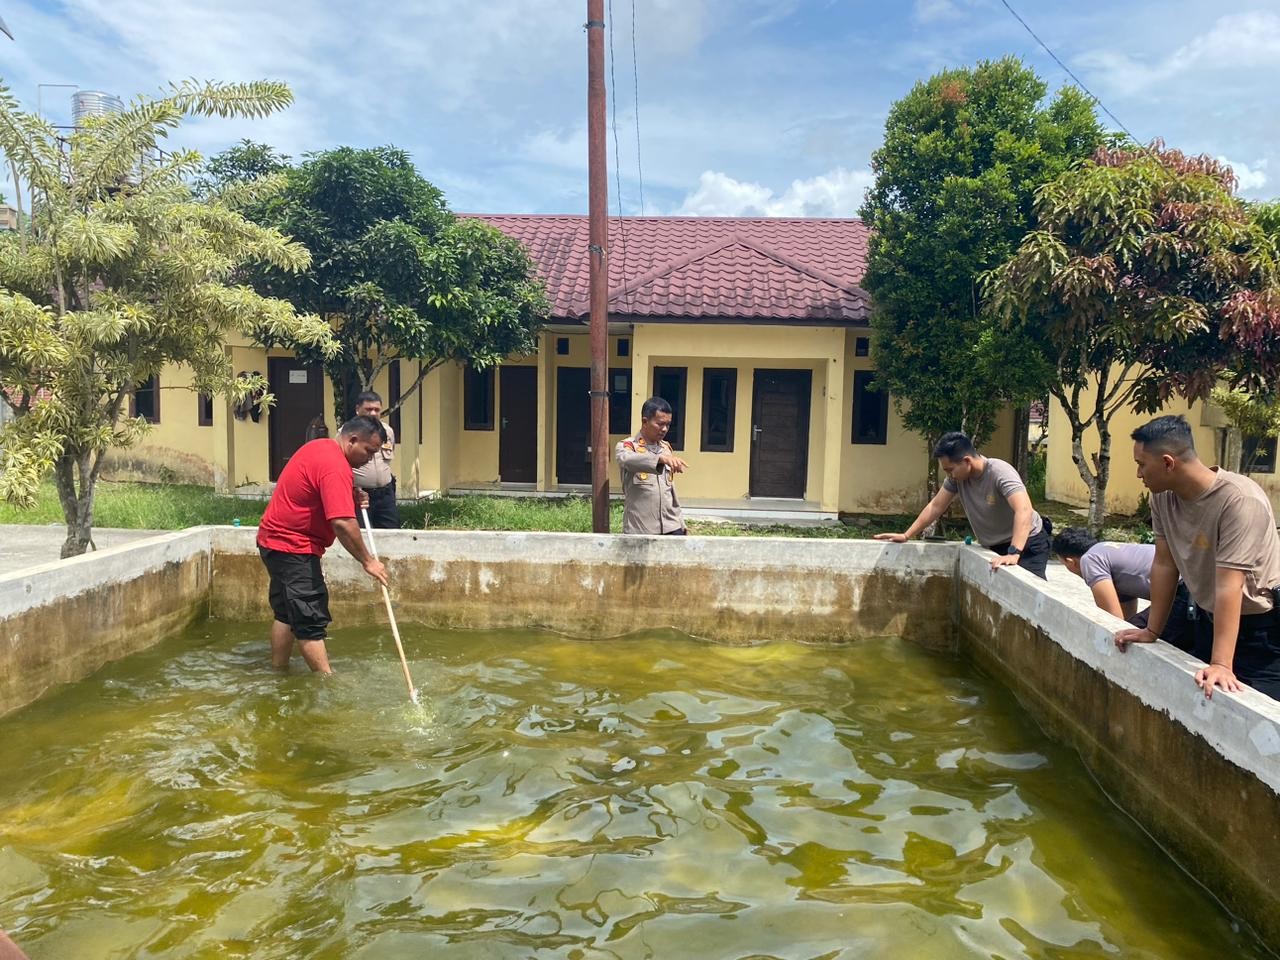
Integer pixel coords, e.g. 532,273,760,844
2,526,1278,947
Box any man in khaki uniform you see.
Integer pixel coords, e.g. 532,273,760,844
1115,415,1280,701
616,396,688,535
875,431,1051,578
352,390,399,529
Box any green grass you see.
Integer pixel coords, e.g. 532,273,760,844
0,482,264,529
0,481,1149,543
0,482,921,539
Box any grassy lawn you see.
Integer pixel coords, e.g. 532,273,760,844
0,480,1149,542
0,481,920,539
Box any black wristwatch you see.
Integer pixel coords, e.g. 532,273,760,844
1006,545,1023,556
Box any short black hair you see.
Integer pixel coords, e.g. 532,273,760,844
641,396,672,421
1132,415,1195,458
1051,526,1098,559
340,414,387,443
932,431,977,461
355,390,382,408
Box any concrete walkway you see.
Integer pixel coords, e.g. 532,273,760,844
0,525,164,577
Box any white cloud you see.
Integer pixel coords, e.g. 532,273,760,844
914,0,962,24
1217,156,1269,194
676,167,872,217
1081,11,1280,91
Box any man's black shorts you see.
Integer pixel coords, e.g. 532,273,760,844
259,547,331,640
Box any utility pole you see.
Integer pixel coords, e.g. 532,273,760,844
586,0,610,533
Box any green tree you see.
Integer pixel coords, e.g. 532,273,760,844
985,144,1280,531
191,138,289,200
0,79,335,557
859,57,1103,483
1211,387,1280,473
206,145,549,422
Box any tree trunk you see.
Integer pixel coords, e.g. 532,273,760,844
1011,404,1030,480
1088,421,1113,534
331,363,364,426
1068,420,1102,535
921,436,942,537
54,450,97,558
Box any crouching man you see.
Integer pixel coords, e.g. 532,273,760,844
1052,526,1191,651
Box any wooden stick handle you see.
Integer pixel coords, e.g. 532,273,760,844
361,507,416,701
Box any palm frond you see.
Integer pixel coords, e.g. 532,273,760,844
165,79,293,119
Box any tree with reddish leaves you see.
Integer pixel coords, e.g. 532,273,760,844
984,142,1280,532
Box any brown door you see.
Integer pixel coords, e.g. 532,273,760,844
268,358,325,480
749,369,811,498
499,366,538,483
555,367,591,485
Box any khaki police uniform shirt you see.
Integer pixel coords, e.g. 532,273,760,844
352,420,395,490
615,433,684,534
942,456,1043,548
1150,468,1280,615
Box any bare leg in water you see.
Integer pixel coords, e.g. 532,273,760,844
271,620,332,673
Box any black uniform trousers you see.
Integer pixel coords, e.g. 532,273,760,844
986,518,1053,580
359,478,401,530
1187,606,1280,701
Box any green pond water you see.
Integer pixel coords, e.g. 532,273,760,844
0,623,1270,960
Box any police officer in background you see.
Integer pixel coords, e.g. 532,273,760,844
352,390,400,529
616,396,688,535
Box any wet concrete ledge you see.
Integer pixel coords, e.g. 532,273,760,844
951,546,1280,949
0,528,210,718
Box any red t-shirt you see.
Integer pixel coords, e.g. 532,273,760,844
256,439,357,555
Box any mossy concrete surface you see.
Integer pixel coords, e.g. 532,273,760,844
952,547,1280,950
211,527,958,648
0,528,210,718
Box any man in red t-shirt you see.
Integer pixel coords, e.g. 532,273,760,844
257,415,390,673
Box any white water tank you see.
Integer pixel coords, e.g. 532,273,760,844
72,90,124,126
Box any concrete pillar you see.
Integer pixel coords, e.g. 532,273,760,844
537,332,553,491
213,346,234,493
820,341,845,513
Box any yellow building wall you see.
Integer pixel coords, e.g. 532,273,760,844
1045,388,1216,514
839,334,926,515
631,323,841,507
128,324,1024,518
450,335,634,490
128,343,431,492
102,364,218,485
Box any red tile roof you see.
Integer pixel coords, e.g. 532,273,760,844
469,214,871,325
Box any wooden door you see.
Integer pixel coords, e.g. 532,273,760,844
555,368,591,485
268,359,325,480
499,366,538,483
749,369,811,498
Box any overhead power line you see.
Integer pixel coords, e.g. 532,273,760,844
997,0,1143,147
630,0,645,216
607,0,628,272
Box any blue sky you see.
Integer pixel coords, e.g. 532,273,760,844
4,0,1279,215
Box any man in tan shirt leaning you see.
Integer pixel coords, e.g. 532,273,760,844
352,390,400,529
616,396,688,535
1115,415,1280,701
875,431,1051,578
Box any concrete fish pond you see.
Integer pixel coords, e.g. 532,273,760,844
1,528,1278,957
